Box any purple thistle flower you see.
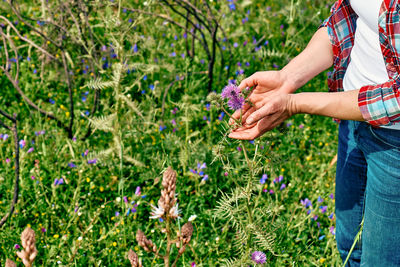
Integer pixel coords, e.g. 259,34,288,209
14,244,20,250
221,83,244,110
251,251,266,264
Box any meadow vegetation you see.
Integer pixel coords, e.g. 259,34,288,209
0,0,341,265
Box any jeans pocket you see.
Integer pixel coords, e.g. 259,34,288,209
368,125,400,149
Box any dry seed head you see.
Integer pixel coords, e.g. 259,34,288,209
136,229,157,253
178,246,186,254
16,227,37,267
128,249,141,267
181,222,194,244
162,167,176,191
159,167,177,214
5,259,17,267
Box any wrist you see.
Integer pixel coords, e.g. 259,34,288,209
288,93,303,116
279,69,299,94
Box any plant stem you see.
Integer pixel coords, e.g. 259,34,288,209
164,216,171,267
240,141,254,253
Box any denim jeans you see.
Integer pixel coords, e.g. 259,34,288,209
336,120,400,266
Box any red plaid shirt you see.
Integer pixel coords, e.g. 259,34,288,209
322,0,400,126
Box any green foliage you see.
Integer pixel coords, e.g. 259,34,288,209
0,0,341,266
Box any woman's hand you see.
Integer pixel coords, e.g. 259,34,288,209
228,93,295,140
229,70,296,126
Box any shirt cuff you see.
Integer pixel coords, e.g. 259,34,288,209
358,81,400,126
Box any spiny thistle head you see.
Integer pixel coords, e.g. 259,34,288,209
206,92,222,105
221,83,244,111
136,229,157,253
16,227,37,267
251,251,267,264
128,249,141,267
5,259,17,267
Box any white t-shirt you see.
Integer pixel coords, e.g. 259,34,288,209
343,0,400,129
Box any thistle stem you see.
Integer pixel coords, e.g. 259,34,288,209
219,105,241,126
240,141,254,253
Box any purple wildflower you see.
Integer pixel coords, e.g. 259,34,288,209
221,83,244,110
260,174,268,184
2,134,9,141
329,226,336,235
135,186,141,196
251,251,266,264
280,183,286,190
68,162,76,168
218,112,225,121
300,198,312,208
320,206,328,213
87,159,97,164
14,244,20,250
19,139,26,149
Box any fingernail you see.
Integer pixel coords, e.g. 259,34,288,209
246,117,253,125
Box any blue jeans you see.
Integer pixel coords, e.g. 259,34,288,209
336,120,400,266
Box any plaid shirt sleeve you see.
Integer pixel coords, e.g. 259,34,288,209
358,78,400,127
357,3,400,127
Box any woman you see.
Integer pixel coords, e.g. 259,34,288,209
229,0,400,265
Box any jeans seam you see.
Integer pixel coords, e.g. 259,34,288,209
368,125,400,149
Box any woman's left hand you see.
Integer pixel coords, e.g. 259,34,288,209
228,94,294,140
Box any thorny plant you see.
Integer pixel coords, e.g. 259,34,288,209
209,84,282,266
132,167,194,267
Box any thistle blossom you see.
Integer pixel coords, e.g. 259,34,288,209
221,83,244,110
251,251,266,264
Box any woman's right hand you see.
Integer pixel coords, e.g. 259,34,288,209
229,70,297,126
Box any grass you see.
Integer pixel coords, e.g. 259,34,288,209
0,0,342,266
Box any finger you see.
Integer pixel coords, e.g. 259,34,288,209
228,125,260,140
241,106,256,123
246,103,273,125
229,103,252,125
238,72,259,91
